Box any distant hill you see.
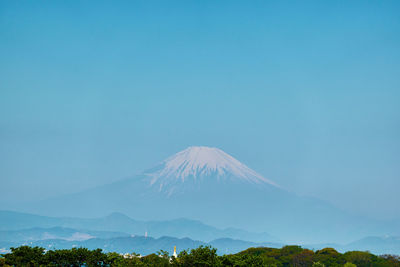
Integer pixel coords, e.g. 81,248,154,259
345,236,400,255
0,227,130,243
306,236,400,255
0,210,278,243
209,238,279,254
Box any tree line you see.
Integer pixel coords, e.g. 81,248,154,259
1,245,399,267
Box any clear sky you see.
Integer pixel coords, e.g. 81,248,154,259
1,0,399,220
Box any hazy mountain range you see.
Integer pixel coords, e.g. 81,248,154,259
0,210,277,243
1,210,399,256
0,210,281,255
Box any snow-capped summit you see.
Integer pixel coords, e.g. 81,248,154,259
144,146,277,191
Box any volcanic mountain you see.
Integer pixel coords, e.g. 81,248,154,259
25,146,382,243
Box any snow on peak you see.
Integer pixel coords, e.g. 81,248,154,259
146,146,278,187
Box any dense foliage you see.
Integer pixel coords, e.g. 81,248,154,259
1,245,399,267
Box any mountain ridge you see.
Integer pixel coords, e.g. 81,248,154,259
0,210,277,243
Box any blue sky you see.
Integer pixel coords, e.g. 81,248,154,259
1,0,399,220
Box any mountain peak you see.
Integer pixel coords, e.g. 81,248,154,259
145,146,278,189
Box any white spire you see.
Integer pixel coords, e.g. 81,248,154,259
173,246,177,258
